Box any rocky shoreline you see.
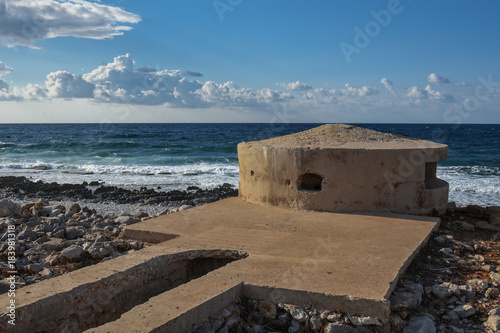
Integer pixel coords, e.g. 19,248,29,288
0,176,499,332
0,176,238,216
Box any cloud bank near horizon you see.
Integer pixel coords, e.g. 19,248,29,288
0,0,140,48
0,54,499,123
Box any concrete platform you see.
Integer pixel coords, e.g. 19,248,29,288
0,198,439,332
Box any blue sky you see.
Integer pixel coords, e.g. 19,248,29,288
0,0,499,123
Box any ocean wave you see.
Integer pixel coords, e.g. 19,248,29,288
0,142,15,148
0,162,240,192
438,166,500,206
439,165,500,177
96,141,143,149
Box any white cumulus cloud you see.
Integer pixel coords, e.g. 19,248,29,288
424,84,454,102
0,55,480,120
340,83,379,96
427,73,450,84
407,86,427,100
46,71,95,98
21,83,47,99
0,0,140,48
380,78,396,95
0,61,13,76
279,81,312,91
82,53,207,107
23,53,293,108
407,84,454,104
0,79,8,91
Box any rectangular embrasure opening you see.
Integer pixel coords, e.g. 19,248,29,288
424,162,442,189
425,162,437,180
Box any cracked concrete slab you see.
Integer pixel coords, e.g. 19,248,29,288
0,198,439,332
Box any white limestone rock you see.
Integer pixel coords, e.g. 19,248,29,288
60,245,85,261
0,199,20,217
432,282,460,299
290,307,307,323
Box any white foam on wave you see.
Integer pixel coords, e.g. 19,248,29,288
439,166,500,207
0,162,241,191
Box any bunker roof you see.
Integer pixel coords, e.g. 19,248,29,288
250,124,447,150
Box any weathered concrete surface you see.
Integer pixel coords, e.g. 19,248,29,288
0,198,439,332
98,198,438,332
238,124,449,214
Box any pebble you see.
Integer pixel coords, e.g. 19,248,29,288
453,304,475,318
485,288,500,299
290,307,307,322
467,278,489,292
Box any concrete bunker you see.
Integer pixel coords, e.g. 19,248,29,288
238,124,449,214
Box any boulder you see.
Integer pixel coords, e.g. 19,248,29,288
114,216,138,225
460,221,475,231
0,199,20,217
403,316,436,333
27,263,45,274
391,283,423,311
65,226,88,239
69,203,81,214
432,282,460,299
309,314,322,332
453,304,475,318
464,205,485,218
88,241,115,260
484,315,500,331
458,285,476,299
179,205,193,211
476,221,500,232
487,206,500,223
490,272,500,284
29,205,44,217
324,323,358,333
51,227,65,238
60,245,85,261
39,268,52,278
467,278,489,291
18,227,37,241
134,212,149,219
35,198,49,206
290,307,307,322
21,203,35,217
486,288,500,299
40,238,64,252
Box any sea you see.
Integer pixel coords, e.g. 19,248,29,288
0,123,498,207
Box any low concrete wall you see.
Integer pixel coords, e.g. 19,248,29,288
0,250,246,333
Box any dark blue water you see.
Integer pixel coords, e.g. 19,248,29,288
0,123,498,206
